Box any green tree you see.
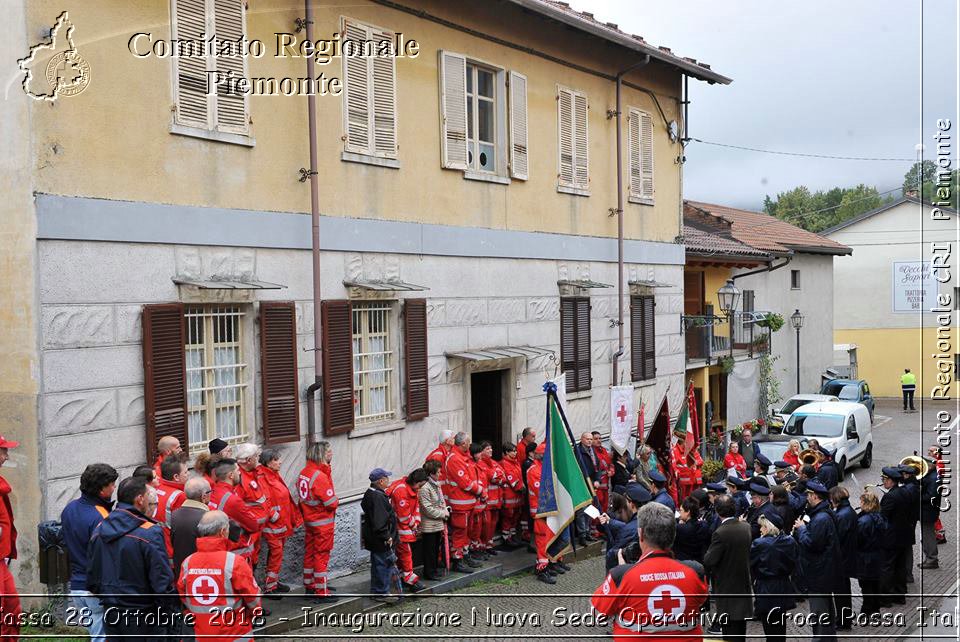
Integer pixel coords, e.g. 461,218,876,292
902,160,937,195
836,184,883,221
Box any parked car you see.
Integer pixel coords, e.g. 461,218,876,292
820,379,874,420
753,433,808,464
769,394,840,431
782,401,873,479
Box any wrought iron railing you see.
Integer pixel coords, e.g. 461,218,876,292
682,312,772,362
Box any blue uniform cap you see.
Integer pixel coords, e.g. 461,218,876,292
648,469,667,484
624,483,652,505
705,482,727,493
774,460,791,469
749,478,771,495
881,466,903,480
805,479,829,495
755,453,772,467
763,510,785,530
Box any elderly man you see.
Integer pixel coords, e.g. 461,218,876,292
361,468,401,603
739,429,760,477
574,432,601,546
171,476,212,573
445,432,481,573
86,476,177,640
793,479,841,641
234,442,271,570
153,435,182,477
425,430,455,498
178,510,262,642
592,502,708,638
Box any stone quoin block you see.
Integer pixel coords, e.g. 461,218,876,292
41,305,115,349
43,345,143,393
42,389,118,437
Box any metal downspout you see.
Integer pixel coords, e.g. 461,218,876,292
305,0,322,443
611,56,650,385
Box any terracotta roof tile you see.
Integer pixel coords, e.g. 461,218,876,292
683,224,770,259
685,201,852,255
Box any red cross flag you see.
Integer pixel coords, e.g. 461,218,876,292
609,385,634,455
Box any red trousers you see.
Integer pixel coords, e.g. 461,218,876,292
596,487,610,513
483,508,499,547
395,540,420,585
263,534,285,592
500,504,520,536
0,561,20,642
303,526,334,595
450,511,470,558
532,517,550,570
468,509,484,550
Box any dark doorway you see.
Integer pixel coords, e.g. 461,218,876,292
471,370,504,458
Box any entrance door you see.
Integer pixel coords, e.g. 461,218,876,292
471,370,504,458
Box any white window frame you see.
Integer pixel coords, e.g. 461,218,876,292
627,107,655,205
352,301,398,424
464,61,507,179
169,0,253,146
185,305,249,452
557,85,590,196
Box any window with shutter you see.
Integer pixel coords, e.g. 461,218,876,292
630,295,656,381
557,86,589,193
321,300,355,435
171,0,250,136
560,297,591,392
341,17,398,159
260,302,300,444
352,302,396,423
142,303,189,462
508,71,528,180
403,299,429,421
628,108,654,203
439,50,468,170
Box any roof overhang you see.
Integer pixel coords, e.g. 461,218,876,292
173,278,285,290
782,244,852,257
557,279,613,288
343,279,430,291
628,279,672,288
505,0,732,84
445,345,555,362
685,255,767,269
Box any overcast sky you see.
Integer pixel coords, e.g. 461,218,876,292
589,0,958,210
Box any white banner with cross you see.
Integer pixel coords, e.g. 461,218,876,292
609,385,634,455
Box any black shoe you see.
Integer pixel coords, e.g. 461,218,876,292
472,550,488,561
263,589,282,600
404,581,427,592
313,594,338,604
425,572,444,581
578,538,588,547
937,538,947,545
372,595,400,604
556,561,571,571
537,570,557,585
919,560,940,569
548,562,566,575
275,582,291,592
450,560,474,574
485,548,498,556
464,556,482,568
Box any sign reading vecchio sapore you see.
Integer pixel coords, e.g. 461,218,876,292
892,260,940,313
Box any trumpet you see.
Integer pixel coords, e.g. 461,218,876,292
899,455,930,479
799,448,825,467
864,483,888,494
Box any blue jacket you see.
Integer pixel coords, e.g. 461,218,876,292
733,491,750,518
750,533,798,617
86,503,176,608
855,511,889,580
60,493,113,591
673,518,710,561
652,488,676,512
817,461,839,490
575,443,600,484
602,514,637,570
794,499,841,592
832,499,858,577
748,501,781,540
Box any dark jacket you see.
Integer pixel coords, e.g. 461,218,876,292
170,499,209,574
611,461,631,494
855,511,889,581
772,500,796,535
361,485,398,553
60,492,113,591
704,518,754,621
85,503,176,608
602,513,637,570
652,488,676,512
750,533,798,617
747,501,780,540
794,499,841,593
817,460,839,490
738,440,761,476
788,487,808,515
921,470,941,523
702,506,721,534
881,484,916,547
674,518,710,562
575,443,600,484
733,491,750,518
832,499,858,578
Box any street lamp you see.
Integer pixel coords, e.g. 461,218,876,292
717,279,741,358
790,309,804,394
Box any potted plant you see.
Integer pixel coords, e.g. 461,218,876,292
718,355,735,374
702,458,726,483
757,312,785,332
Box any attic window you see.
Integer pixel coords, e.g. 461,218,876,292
791,270,801,290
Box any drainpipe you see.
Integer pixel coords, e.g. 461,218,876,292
611,55,650,386
731,255,792,282
305,0,322,444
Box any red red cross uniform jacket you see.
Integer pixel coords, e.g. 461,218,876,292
178,536,262,642
525,460,551,569
0,474,20,642
425,444,451,498
478,458,503,509
208,482,260,560
257,466,303,538
594,445,612,510
156,478,186,560
592,551,708,641
388,479,422,585
499,457,524,508
298,461,337,594
445,449,479,513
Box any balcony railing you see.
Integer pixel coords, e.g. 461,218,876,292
682,311,772,363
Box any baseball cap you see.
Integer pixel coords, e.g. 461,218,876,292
369,467,392,482
0,436,19,449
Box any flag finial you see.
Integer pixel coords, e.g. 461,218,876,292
542,381,558,394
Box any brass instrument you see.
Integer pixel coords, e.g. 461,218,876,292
864,483,888,494
899,455,930,479
799,448,826,468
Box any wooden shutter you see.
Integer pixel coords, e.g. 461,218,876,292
558,87,574,186
342,18,371,154
213,0,249,135
142,304,188,462
628,109,642,199
743,290,755,313
172,0,210,129
371,26,398,158
630,296,643,381
639,110,654,199
439,50,468,169
573,92,589,188
321,300,355,435
259,301,300,444
560,297,591,392
631,295,656,381
403,299,429,421
508,71,529,180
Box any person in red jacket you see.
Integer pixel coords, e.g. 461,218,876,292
257,448,303,598
671,434,704,503
724,442,747,479
478,442,504,556
297,441,338,602
152,435,182,479
526,442,555,584
591,432,612,513
516,428,537,542
498,443,525,548
234,443,271,571
468,443,489,561
155,454,188,562
208,459,260,564
388,469,428,591
445,432,481,573
178,510,262,642
0,436,21,642
425,430,455,500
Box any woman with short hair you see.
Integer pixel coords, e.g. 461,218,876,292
750,513,798,642
856,491,888,617
418,459,449,581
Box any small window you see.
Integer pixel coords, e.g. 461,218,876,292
352,301,396,423
466,64,497,173
185,305,248,449
791,270,801,289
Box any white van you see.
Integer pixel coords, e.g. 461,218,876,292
782,401,873,478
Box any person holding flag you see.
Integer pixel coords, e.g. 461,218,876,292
671,383,703,503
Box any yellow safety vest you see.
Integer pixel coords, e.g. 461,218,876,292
901,372,916,386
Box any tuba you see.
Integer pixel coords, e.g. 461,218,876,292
799,448,825,468
899,455,930,479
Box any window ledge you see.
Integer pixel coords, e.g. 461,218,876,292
558,185,591,197
348,417,405,439
170,123,255,148
628,196,655,206
341,151,401,169
464,171,510,185
566,389,593,400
